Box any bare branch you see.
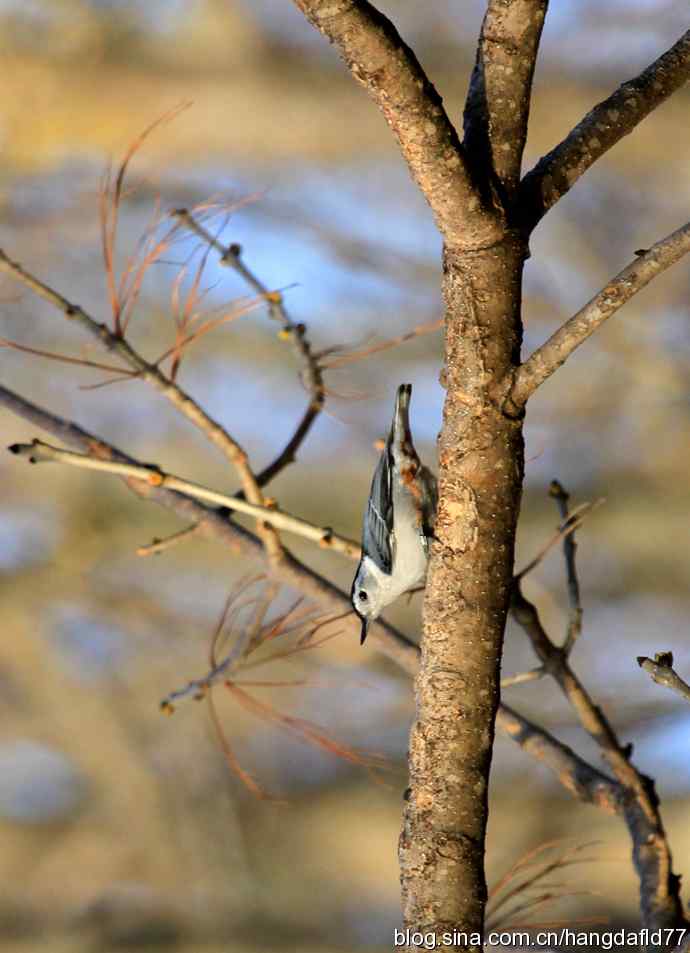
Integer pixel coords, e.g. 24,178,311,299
97,103,192,335
159,586,375,794
173,208,325,488
519,29,690,231
463,0,549,195
167,579,378,801
0,384,245,555
500,666,544,689
496,704,621,812
487,840,599,919
8,439,360,559
511,580,662,801
0,383,417,670
508,221,690,409
487,840,608,932
549,480,583,654
0,249,253,475
0,247,285,557
510,477,686,936
316,316,442,371
638,652,690,705
136,524,202,557
0,335,136,377
290,0,504,249
514,498,603,581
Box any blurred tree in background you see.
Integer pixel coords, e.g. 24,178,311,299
0,2,689,952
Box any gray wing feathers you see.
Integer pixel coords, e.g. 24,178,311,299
363,448,393,573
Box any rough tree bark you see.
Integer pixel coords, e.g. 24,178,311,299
290,2,546,947
399,237,526,941
290,3,690,950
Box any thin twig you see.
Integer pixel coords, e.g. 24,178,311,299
227,681,387,770
161,581,328,713
549,480,583,654
205,690,270,799
508,220,690,408
490,889,599,932
514,498,604,581
637,652,690,705
173,208,325,489
98,103,192,335
488,840,601,927
8,439,360,558
316,317,442,371
511,579,685,930
487,838,600,911
500,666,545,689
0,336,137,377
136,524,202,557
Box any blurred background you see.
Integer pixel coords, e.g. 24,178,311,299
0,1,689,950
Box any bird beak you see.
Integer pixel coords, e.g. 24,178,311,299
359,617,369,645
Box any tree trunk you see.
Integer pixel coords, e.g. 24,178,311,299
399,232,526,949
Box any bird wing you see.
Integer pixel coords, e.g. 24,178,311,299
362,446,394,573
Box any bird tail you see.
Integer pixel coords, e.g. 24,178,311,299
391,383,412,445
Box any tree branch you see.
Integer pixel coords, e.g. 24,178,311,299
173,208,325,489
500,666,544,689
0,248,275,527
8,438,360,558
510,483,685,936
519,29,690,231
512,580,685,935
463,0,549,196
549,480,583,653
510,584,648,793
638,652,690,705
508,220,690,409
514,497,603,581
495,704,622,813
290,0,504,249
0,383,415,671
136,524,202,557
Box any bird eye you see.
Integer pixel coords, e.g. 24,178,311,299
359,590,368,602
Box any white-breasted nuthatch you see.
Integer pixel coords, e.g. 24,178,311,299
351,383,437,644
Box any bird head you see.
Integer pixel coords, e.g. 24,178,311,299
351,558,386,644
